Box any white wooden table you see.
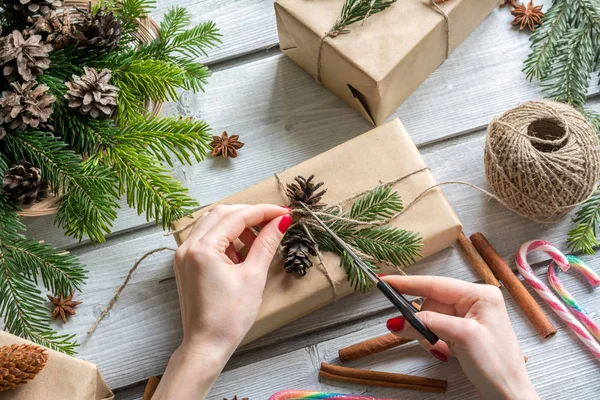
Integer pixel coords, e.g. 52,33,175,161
26,1,600,398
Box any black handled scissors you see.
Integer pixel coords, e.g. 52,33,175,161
300,204,439,345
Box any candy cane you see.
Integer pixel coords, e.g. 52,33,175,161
516,240,600,360
269,391,394,400
548,254,600,343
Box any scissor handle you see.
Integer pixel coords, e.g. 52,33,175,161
377,280,439,345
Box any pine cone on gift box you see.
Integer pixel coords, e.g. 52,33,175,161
3,0,61,15
74,4,123,52
282,231,318,276
0,30,52,82
0,344,49,392
286,175,327,208
65,67,119,118
0,81,55,130
3,161,50,206
24,10,76,50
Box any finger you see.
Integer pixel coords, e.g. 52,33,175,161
225,244,240,264
382,275,483,306
386,310,471,345
244,213,292,274
202,204,291,249
239,228,258,249
188,205,250,242
421,298,458,317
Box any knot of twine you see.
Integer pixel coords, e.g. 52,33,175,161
315,0,451,84
484,100,600,223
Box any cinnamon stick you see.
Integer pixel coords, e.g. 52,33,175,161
319,362,447,393
470,232,557,338
339,334,412,362
142,376,160,400
457,231,501,287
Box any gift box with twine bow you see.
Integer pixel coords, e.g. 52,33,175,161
172,119,462,345
275,0,498,126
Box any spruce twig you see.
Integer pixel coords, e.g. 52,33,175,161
329,0,397,37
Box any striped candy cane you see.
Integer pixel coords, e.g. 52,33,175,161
516,240,600,360
269,391,394,400
548,255,600,343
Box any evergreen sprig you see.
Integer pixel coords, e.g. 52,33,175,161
299,186,422,292
524,0,600,253
330,0,397,36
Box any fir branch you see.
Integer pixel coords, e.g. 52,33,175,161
348,185,403,222
330,0,397,36
568,187,600,254
353,226,421,268
341,250,379,292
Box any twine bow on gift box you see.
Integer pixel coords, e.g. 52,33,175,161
315,0,452,84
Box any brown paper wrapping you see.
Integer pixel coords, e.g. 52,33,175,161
275,0,498,126
173,119,461,345
0,330,114,400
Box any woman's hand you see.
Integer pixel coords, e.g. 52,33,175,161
153,204,292,400
383,276,539,400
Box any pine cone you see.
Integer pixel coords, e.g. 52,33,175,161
0,344,49,392
75,5,123,52
3,0,61,15
282,231,317,276
0,30,52,82
24,10,75,50
3,161,50,206
65,67,119,118
0,81,55,130
286,175,327,208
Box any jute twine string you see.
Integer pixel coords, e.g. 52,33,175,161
484,100,600,223
315,0,450,84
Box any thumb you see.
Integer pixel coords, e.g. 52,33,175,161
244,214,292,272
388,310,472,346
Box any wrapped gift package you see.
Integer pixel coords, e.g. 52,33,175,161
275,0,498,125
0,330,113,399
173,119,462,345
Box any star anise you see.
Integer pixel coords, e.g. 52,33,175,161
210,131,244,158
47,290,81,324
500,0,519,8
511,1,543,32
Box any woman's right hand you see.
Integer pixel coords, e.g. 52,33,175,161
382,275,539,400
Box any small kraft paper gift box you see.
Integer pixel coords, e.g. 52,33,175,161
275,0,498,126
173,119,462,345
0,330,114,399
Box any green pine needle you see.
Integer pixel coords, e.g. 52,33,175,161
348,185,403,222
331,0,397,36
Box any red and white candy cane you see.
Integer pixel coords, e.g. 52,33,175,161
516,240,600,360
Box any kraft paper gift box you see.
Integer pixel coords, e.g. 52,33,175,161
275,0,498,126
0,330,114,399
173,118,462,345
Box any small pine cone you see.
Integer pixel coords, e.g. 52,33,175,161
0,344,49,392
0,30,52,82
3,0,61,15
3,161,50,206
286,175,327,208
282,231,318,276
24,10,75,50
0,81,55,130
74,5,123,52
65,67,119,118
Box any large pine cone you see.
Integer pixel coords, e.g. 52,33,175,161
286,175,327,208
282,231,317,276
0,31,52,82
3,161,50,206
24,10,75,50
75,5,123,52
4,0,60,15
0,81,55,130
0,344,49,392
65,67,119,118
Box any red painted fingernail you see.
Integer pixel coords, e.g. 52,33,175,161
377,273,387,278
386,317,405,332
430,349,448,363
278,215,293,233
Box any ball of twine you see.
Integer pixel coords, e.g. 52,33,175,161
485,100,600,223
